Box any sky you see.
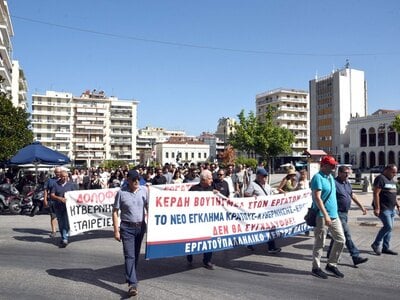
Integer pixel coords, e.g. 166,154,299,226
8,0,400,136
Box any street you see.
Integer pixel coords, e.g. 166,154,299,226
0,192,399,300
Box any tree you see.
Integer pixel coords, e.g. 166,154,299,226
0,93,33,161
255,106,295,167
228,110,258,158
392,114,400,132
230,107,295,170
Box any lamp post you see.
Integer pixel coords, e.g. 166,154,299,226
379,123,386,165
87,129,91,168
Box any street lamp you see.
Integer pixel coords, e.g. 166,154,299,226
87,129,91,168
379,123,386,165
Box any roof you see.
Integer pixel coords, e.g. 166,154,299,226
303,150,327,156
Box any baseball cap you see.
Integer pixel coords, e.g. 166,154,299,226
320,156,338,166
256,168,269,176
127,170,140,181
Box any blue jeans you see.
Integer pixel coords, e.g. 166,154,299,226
55,209,69,242
373,209,395,250
328,211,359,258
120,223,146,287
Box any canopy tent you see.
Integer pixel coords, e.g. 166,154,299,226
9,141,71,184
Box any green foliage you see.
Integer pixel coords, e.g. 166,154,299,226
0,94,33,161
229,109,258,157
230,107,295,162
235,157,257,169
100,160,132,170
392,114,400,132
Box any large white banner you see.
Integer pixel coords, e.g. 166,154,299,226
65,188,119,236
64,183,194,237
146,188,312,259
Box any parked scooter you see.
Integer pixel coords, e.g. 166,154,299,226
30,184,45,216
9,189,34,215
0,183,21,214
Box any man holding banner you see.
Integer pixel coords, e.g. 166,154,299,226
244,168,282,254
186,169,216,270
50,170,77,248
112,170,148,297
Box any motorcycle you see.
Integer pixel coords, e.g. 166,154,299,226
30,184,45,216
0,183,21,214
9,189,34,215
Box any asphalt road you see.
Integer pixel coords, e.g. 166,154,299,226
0,192,399,300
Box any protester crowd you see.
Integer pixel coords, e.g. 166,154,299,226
2,158,400,298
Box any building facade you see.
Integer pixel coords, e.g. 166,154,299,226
309,66,367,159
155,136,210,166
215,117,236,146
136,126,186,165
256,88,309,157
343,109,400,169
11,60,28,109
31,90,138,167
0,0,12,95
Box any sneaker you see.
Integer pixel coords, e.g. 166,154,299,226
352,256,368,266
128,286,138,297
49,232,57,238
59,240,68,248
325,264,344,278
382,249,398,255
311,268,328,279
203,262,215,270
371,243,381,256
267,247,282,254
246,245,255,251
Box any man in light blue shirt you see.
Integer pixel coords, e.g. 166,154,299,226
310,156,345,279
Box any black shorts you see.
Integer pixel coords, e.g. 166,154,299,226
47,201,57,218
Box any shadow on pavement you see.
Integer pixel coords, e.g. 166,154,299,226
47,265,129,299
44,235,314,297
12,228,112,245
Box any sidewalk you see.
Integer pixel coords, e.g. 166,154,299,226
351,191,400,227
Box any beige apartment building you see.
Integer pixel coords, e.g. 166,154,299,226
256,88,309,158
309,65,367,160
31,90,138,167
0,1,28,109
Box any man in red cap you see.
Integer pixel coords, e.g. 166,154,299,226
310,156,345,279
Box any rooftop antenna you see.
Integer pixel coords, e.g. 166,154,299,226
345,58,350,68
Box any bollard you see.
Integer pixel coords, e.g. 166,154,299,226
362,176,371,192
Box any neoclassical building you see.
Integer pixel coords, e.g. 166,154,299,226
342,109,400,169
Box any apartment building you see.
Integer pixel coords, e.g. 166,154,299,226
136,126,186,165
31,90,138,167
256,88,309,157
215,117,236,145
31,91,72,157
0,0,12,95
11,60,28,109
309,65,367,160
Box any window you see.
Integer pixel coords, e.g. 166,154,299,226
388,126,396,145
360,128,367,147
368,128,376,147
166,152,169,159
